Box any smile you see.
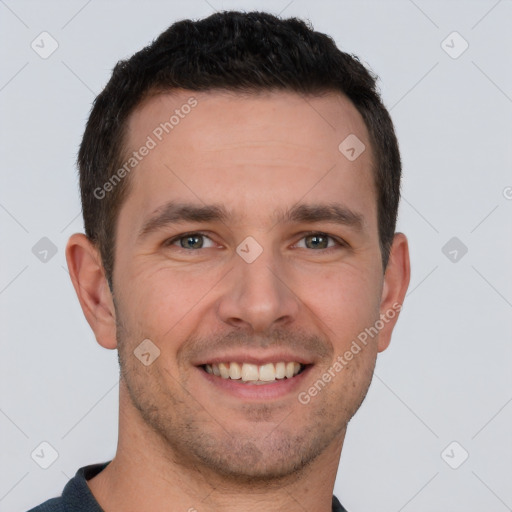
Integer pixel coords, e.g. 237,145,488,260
203,362,305,384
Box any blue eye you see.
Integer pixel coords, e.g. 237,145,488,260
296,233,343,250
166,233,216,249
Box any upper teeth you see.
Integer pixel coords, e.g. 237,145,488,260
205,362,302,382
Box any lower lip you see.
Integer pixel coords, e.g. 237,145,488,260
197,365,312,401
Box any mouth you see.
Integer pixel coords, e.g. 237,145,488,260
197,360,312,400
202,361,306,385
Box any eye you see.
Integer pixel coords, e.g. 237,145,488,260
295,232,344,250
165,232,216,250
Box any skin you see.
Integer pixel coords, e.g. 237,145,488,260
66,89,410,512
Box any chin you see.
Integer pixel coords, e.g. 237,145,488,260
185,427,329,485
196,451,310,484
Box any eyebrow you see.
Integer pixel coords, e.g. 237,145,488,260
137,201,365,240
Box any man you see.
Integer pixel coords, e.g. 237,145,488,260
30,10,409,512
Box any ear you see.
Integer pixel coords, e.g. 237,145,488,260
65,233,117,349
377,233,410,353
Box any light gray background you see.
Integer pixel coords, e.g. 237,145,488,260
1,1,511,511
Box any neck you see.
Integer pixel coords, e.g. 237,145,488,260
88,382,344,512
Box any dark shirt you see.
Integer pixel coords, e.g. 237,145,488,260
27,462,348,511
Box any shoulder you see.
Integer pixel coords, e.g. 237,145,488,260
26,497,65,512
25,462,110,512
333,495,349,512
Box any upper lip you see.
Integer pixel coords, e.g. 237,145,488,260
193,351,316,366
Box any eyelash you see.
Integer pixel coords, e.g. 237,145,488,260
163,231,347,251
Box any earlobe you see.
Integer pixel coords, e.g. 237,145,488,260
377,233,411,353
65,233,118,350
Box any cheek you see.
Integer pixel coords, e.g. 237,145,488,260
293,262,382,344
119,263,223,342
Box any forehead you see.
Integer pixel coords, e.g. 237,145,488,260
127,88,371,158
119,89,376,229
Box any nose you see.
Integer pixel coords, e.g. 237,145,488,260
216,243,300,333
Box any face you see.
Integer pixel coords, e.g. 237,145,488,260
111,89,389,481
